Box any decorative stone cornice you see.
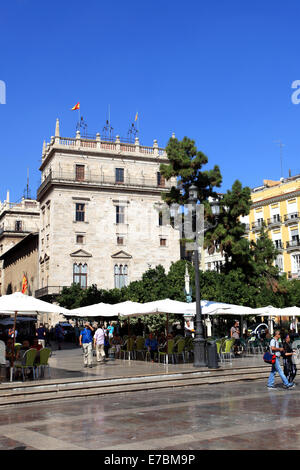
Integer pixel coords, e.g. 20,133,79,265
251,189,300,208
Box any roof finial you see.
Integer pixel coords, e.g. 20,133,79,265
55,118,60,137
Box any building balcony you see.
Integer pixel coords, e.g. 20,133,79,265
0,224,33,238
286,239,300,251
267,215,282,228
37,171,172,200
273,241,284,252
284,212,300,224
35,286,67,299
41,134,167,170
251,221,264,232
287,271,300,280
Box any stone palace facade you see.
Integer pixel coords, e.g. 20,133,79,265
35,120,181,299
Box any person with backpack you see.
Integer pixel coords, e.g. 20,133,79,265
283,333,297,384
267,330,295,390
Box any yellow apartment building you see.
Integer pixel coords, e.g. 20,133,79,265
240,175,300,279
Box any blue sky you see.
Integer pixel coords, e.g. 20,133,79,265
1,0,300,202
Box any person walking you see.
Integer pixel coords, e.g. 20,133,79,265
283,334,297,384
36,323,46,348
55,323,64,350
79,322,94,368
107,321,114,339
93,324,106,364
230,320,241,357
267,330,295,390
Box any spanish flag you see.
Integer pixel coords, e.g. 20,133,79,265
22,275,28,294
71,102,80,111
135,112,138,122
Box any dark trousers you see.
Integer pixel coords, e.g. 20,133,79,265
284,359,297,383
149,349,157,360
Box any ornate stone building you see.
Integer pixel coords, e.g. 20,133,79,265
35,120,181,299
0,196,40,295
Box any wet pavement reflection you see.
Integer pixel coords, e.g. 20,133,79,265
1,379,300,449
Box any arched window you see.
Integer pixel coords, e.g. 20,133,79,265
73,263,88,288
114,264,128,288
114,264,120,289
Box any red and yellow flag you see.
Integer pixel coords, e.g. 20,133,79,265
71,102,80,110
22,275,28,294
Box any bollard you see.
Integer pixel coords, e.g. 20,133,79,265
206,340,219,369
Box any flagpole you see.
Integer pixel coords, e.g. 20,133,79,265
10,311,17,382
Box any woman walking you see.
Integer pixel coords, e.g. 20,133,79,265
283,334,297,384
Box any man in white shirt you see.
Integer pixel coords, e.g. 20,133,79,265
267,330,294,390
93,324,106,363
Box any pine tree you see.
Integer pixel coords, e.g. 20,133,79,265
159,136,222,205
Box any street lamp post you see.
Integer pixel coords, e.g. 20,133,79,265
187,185,219,368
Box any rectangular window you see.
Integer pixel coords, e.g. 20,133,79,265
158,211,163,226
73,263,87,288
116,206,125,224
157,172,165,187
76,235,84,244
117,236,124,245
114,264,128,288
75,203,85,222
160,238,167,246
75,165,85,181
115,168,124,183
15,220,22,231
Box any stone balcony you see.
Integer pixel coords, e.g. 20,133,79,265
35,286,67,299
37,171,172,200
40,132,167,170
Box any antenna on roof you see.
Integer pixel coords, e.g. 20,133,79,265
24,168,31,199
273,140,285,179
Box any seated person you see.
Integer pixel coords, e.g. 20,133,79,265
145,333,158,362
32,338,43,351
5,338,15,366
111,332,122,359
15,340,31,364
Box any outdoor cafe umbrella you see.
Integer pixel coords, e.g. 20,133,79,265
67,302,118,318
0,292,69,381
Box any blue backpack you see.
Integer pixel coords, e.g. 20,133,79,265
263,351,276,364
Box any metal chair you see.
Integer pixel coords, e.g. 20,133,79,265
158,339,175,364
120,337,135,360
36,348,51,378
220,339,235,362
174,339,186,363
14,348,37,381
135,336,146,360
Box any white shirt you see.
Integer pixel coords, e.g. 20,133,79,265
94,328,105,345
270,338,281,358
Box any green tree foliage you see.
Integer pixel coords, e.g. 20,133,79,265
205,180,252,275
159,136,222,205
249,224,280,289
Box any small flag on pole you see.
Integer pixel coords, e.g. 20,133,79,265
135,112,138,122
71,102,80,110
22,275,28,294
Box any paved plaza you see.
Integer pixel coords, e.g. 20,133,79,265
1,378,300,450
1,344,300,450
